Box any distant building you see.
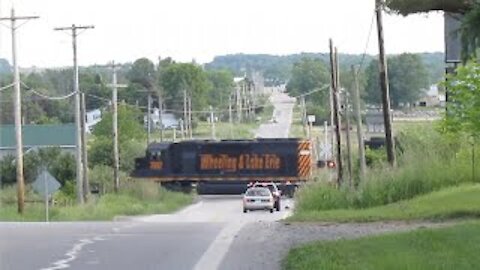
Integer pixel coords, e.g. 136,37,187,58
85,109,102,133
365,111,392,134
0,124,76,158
417,85,446,107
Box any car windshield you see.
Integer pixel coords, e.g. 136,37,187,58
246,188,270,197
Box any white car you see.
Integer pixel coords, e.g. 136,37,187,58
243,187,275,213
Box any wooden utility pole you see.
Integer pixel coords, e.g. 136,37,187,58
301,96,307,136
0,9,39,213
236,83,242,123
108,63,127,193
229,95,233,139
376,0,396,166
329,39,343,186
344,90,353,187
158,93,164,142
80,92,89,200
54,24,94,204
147,92,152,145
351,65,367,178
188,95,193,139
209,106,216,140
183,88,188,138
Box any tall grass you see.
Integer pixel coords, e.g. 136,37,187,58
296,124,479,212
0,181,194,221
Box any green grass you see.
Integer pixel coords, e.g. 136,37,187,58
194,121,258,139
0,183,194,222
290,184,480,223
284,221,480,270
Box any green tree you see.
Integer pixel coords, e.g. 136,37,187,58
287,58,330,123
286,58,329,97
206,69,234,109
160,63,211,112
92,105,145,142
365,54,429,108
386,0,473,15
442,62,480,138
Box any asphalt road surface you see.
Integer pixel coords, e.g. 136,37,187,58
0,196,295,270
255,92,295,138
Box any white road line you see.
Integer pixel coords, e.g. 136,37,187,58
40,238,96,270
193,221,246,270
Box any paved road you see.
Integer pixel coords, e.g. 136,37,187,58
0,196,294,270
255,92,295,138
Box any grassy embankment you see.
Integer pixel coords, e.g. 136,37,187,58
284,220,480,270
291,184,480,222
0,182,193,222
284,120,480,270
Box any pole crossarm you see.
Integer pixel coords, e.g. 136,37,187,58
53,23,95,204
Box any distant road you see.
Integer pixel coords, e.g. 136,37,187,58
255,91,296,138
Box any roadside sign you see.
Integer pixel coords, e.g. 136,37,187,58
32,169,61,223
32,170,61,197
307,115,316,123
319,143,332,159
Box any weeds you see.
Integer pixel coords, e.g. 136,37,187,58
296,124,479,212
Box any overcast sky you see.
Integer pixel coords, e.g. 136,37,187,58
0,0,444,67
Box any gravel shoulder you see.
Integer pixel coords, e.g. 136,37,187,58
219,220,457,270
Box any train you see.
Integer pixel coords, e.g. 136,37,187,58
131,138,315,195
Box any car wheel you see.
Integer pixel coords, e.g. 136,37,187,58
243,208,247,213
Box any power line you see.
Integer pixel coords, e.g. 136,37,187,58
0,83,14,92
357,11,376,74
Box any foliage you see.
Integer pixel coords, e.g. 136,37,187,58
88,165,114,195
127,58,157,90
160,63,211,112
386,0,474,15
292,184,480,222
365,53,429,107
365,147,387,167
93,105,145,142
285,221,480,270
206,69,234,109
89,137,145,173
294,124,477,211
442,62,480,138
0,181,193,221
287,58,330,122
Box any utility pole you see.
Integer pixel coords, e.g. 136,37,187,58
188,96,193,139
209,106,216,140
229,95,233,139
147,92,152,145
344,90,353,187
376,0,396,166
183,88,188,138
329,39,343,186
80,92,89,200
351,65,367,179
54,24,94,204
107,63,127,193
179,119,185,140
0,9,39,213
301,96,307,137
158,93,164,142
236,83,242,123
